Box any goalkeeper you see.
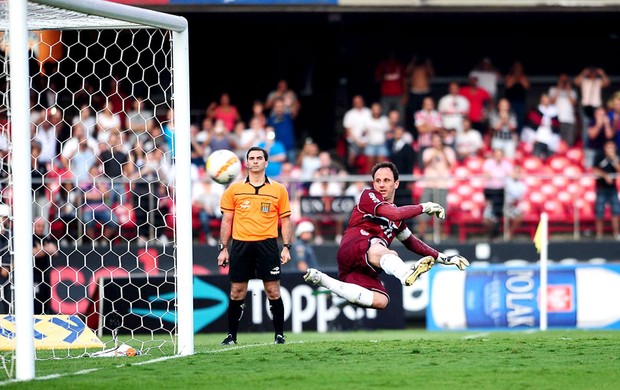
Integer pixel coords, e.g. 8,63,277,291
304,161,469,310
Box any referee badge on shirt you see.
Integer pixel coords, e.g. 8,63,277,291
261,202,271,213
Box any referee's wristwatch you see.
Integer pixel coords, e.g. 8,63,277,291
218,243,227,252
282,243,292,250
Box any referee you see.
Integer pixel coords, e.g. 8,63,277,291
218,146,292,345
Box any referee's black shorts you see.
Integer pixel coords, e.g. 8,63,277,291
228,238,281,282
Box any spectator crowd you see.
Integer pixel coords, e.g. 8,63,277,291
2,55,620,248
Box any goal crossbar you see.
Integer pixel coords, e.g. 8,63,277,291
0,0,188,31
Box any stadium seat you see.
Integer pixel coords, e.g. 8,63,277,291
453,197,488,242
446,192,462,210
528,191,546,209
456,183,474,198
566,147,584,166
464,156,484,174
557,190,574,209
470,176,486,190
471,191,486,205
554,140,569,156
548,156,571,173
581,176,596,191
522,155,543,173
543,199,568,219
564,164,584,177
452,164,470,178
540,183,556,198
551,175,568,188
566,181,584,197
523,175,542,188
112,203,138,240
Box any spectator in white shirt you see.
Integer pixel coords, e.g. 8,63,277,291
343,94,371,172
455,119,484,161
437,81,470,134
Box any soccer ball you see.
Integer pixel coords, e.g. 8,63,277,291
206,149,242,184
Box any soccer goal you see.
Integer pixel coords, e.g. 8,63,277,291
0,0,193,380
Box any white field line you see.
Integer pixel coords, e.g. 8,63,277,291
461,333,490,340
0,341,305,386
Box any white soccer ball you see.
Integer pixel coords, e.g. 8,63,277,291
206,149,242,184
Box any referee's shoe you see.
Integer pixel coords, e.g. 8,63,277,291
221,334,237,345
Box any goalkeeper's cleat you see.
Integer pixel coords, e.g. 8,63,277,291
274,334,286,344
403,256,435,286
221,334,237,346
304,268,323,286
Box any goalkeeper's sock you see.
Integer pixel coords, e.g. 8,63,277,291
318,272,374,307
380,253,410,284
269,297,284,337
226,299,245,339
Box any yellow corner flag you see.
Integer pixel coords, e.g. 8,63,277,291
534,219,543,253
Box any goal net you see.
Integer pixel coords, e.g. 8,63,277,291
0,0,193,379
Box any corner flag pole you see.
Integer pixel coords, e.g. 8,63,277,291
536,212,549,331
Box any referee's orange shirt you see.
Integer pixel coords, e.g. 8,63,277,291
220,177,292,242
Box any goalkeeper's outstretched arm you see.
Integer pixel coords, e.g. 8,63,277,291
376,201,445,222
395,228,439,258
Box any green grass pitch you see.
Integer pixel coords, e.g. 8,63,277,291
1,330,619,389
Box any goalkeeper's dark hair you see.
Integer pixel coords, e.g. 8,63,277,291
246,146,269,161
371,161,399,181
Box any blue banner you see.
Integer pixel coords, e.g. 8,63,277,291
427,264,620,331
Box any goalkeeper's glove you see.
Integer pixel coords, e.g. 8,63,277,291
436,252,470,271
421,202,446,219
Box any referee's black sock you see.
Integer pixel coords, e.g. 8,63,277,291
227,299,245,340
269,297,284,337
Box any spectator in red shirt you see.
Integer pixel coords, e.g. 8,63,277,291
459,75,492,135
375,51,406,120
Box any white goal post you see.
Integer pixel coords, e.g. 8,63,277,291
2,0,193,380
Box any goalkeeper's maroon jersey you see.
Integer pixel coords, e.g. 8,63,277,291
342,188,407,246
336,188,408,291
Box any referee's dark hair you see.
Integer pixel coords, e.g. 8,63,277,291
246,146,269,161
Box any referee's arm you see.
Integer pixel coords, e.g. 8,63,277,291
280,216,292,265
217,211,233,268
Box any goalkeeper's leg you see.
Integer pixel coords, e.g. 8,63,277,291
304,269,375,308
379,253,434,286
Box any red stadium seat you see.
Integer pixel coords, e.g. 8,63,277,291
523,175,542,188
543,199,568,219
471,191,486,205
557,190,573,209
464,156,484,174
564,164,584,178
456,183,474,198
452,165,470,178
566,182,584,197
566,147,584,166
552,175,568,188
540,183,556,198
522,155,543,173
446,192,462,209
580,176,596,190
528,191,546,208
470,176,486,190
548,156,571,173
